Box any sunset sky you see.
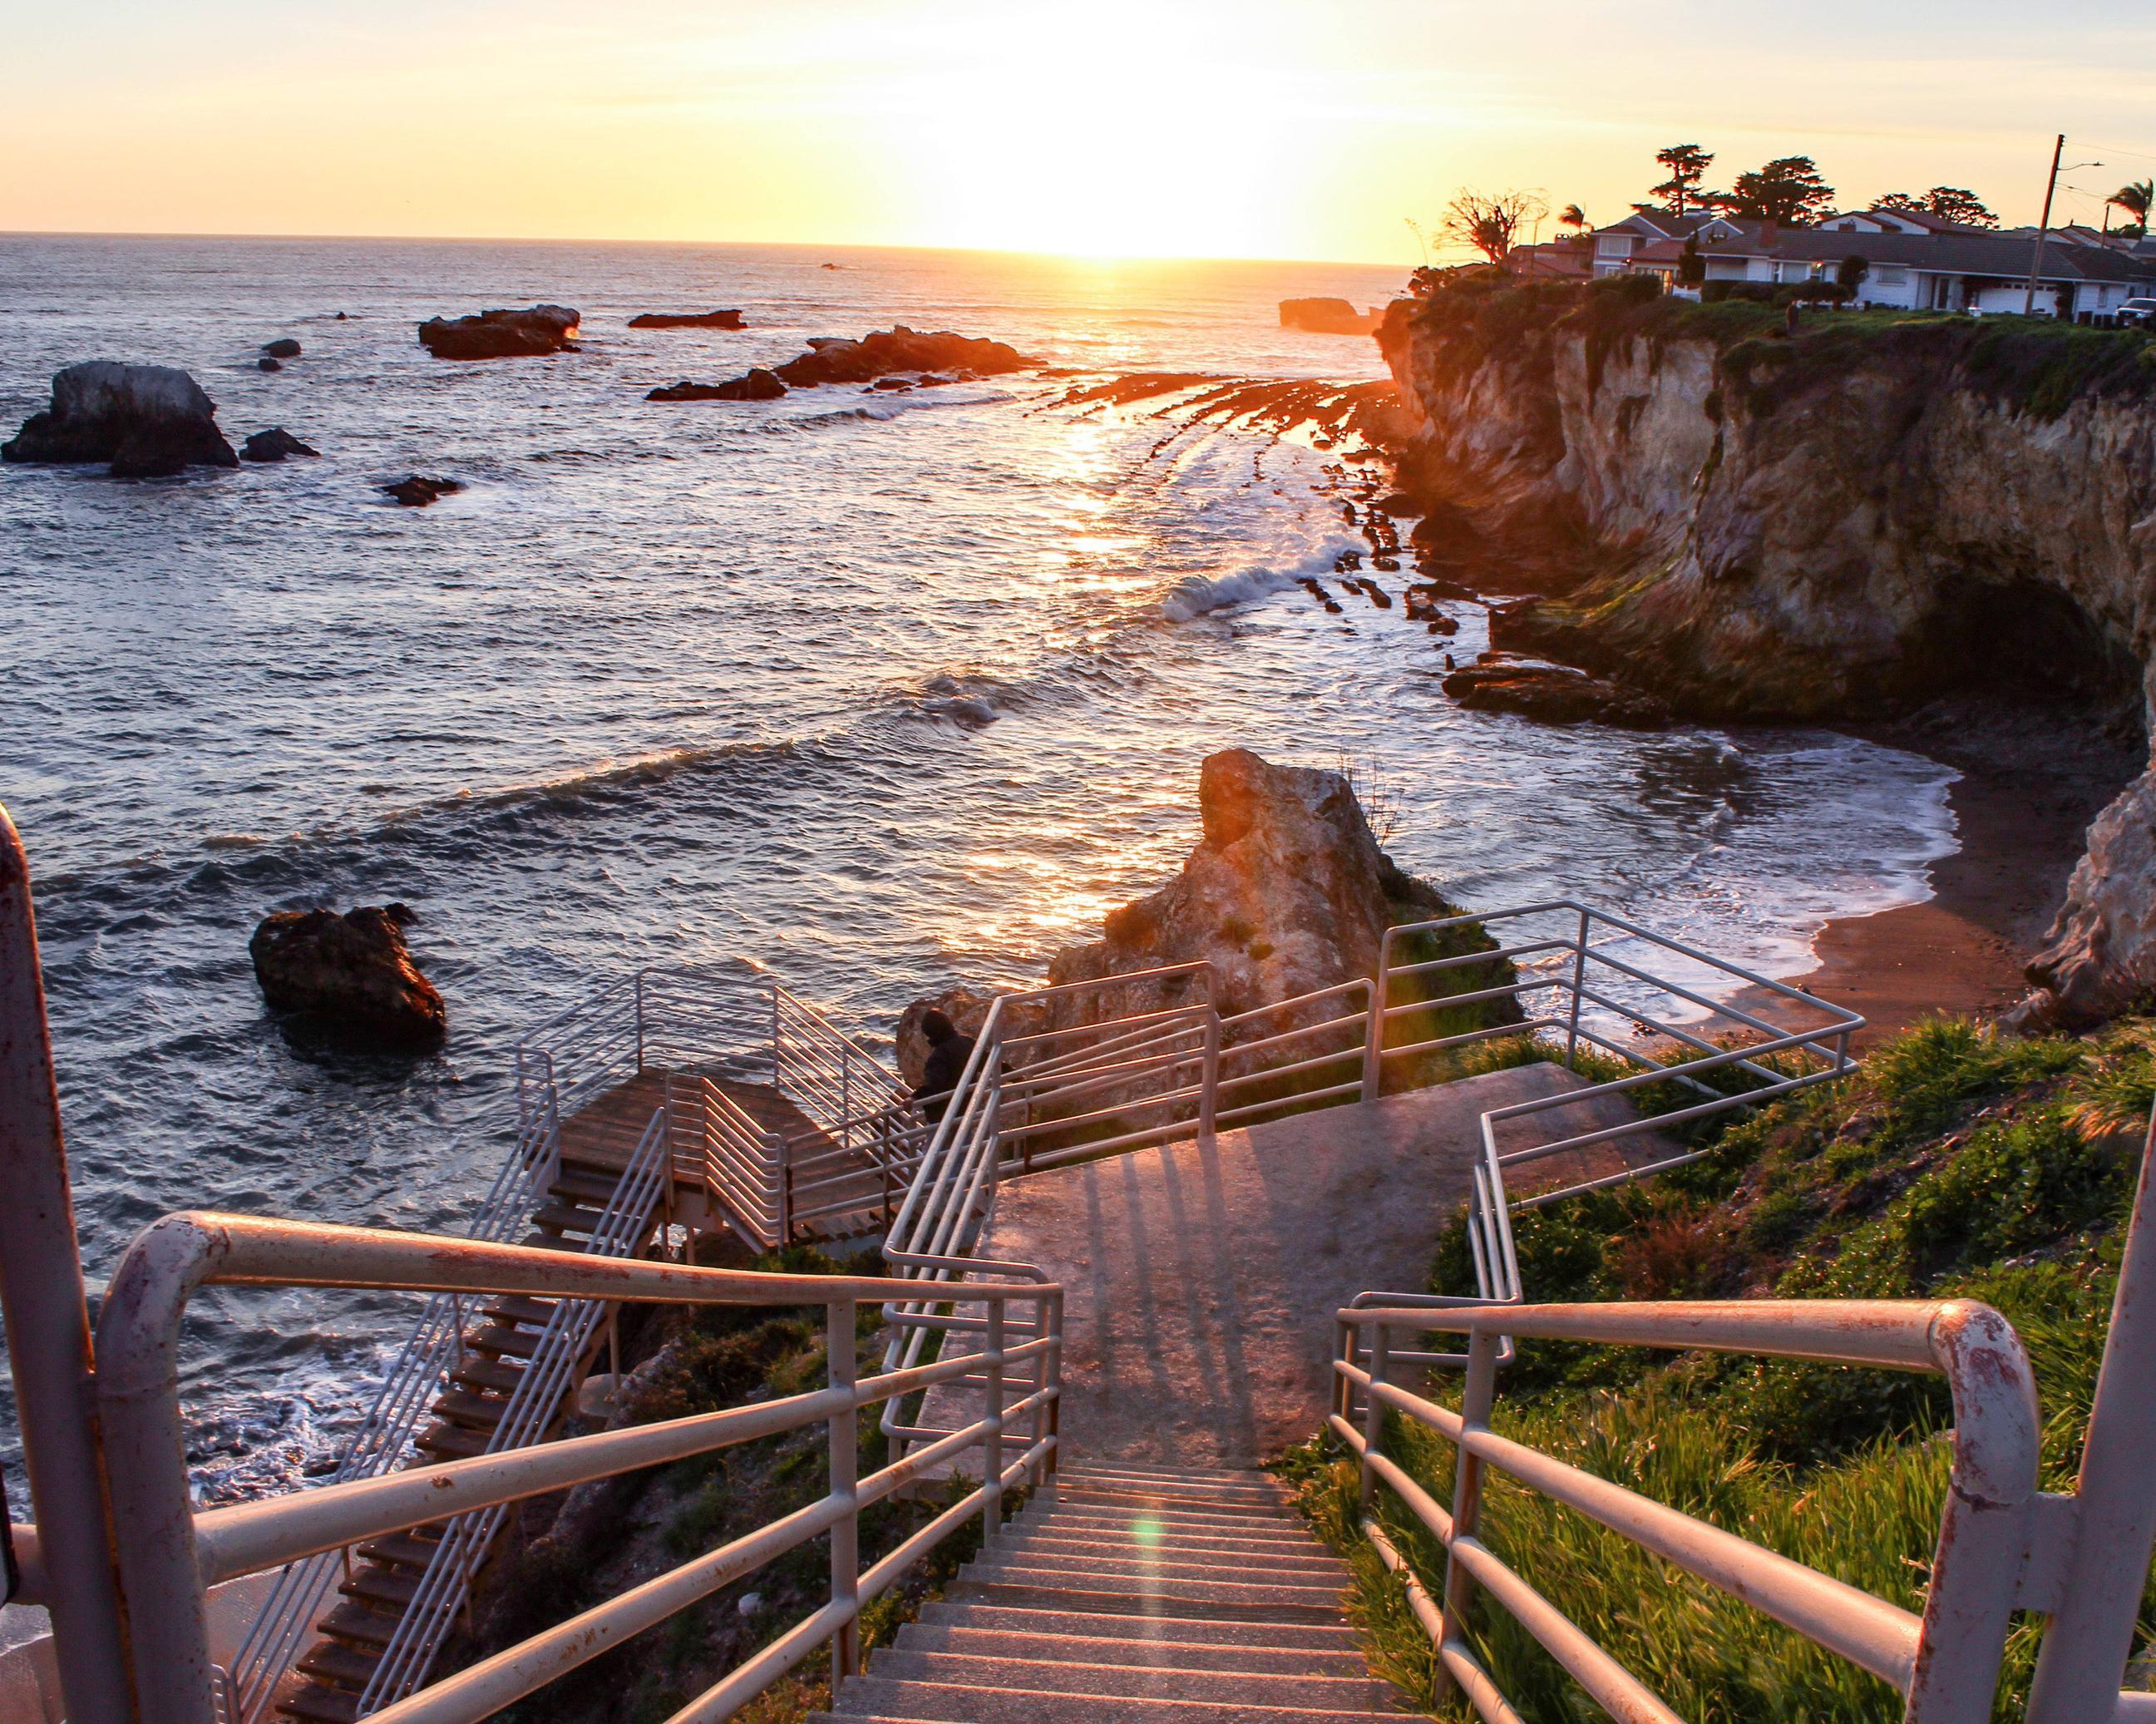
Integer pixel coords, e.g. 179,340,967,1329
6,0,2153,264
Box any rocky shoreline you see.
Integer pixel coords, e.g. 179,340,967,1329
1365,276,2156,1033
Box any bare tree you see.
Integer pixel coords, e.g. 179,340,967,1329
1442,189,1549,268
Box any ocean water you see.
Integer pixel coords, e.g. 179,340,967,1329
0,235,1955,1499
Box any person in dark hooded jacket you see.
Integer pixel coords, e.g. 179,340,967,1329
913,1009,977,1124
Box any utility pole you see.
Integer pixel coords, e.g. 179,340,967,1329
2024,134,2065,317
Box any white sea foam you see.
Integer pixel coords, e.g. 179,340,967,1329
1160,533,1365,622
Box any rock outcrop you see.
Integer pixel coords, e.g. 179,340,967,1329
1046,748,1499,1025
249,904,446,1045
1379,278,2156,1027
261,338,302,358
629,309,745,330
1441,659,1672,728
2,362,239,477
417,304,580,359
383,474,463,506
1280,297,1380,336
242,427,318,462
897,752,1514,1106
647,370,786,403
772,327,1029,388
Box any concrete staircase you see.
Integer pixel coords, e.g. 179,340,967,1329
812,1464,1400,1722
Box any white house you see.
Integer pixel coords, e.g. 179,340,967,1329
1590,209,1748,278
1690,221,2154,319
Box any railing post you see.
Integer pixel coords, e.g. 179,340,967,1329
1199,1010,1221,1143
1438,1328,1502,1650
1361,967,1384,1103
1359,1321,1389,1515
777,1134,794,1242
827,1299,861,1686
1564,908,1591,1071
0,809,136,1722
982,1297,1005,1546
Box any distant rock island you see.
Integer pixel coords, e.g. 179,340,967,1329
647,325,1029,403
417,304,580,359
1280,297,1381,335
629,309,746,329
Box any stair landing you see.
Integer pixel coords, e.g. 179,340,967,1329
930,1062,1676,1468
812,1465,1396,1723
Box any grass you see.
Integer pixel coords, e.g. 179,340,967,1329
1279,1013,2156,1721
1400,272,2156,426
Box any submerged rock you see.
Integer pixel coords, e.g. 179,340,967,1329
417,304,580,359
242,427,319,462
258,357,283,373
383,474,463,506
261,338,303,358
628,309,745,329
1441,659,1671,728
2,362,239,477
249,903,446,1045
647,369,786,403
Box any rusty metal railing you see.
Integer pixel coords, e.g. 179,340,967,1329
86,1215,1059,1724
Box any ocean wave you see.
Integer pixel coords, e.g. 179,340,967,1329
1159,533,1365,623
767,387,1017,434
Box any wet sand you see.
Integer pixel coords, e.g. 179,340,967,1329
1734,702,2142,1046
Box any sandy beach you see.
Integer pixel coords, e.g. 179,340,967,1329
1738,702,2143,1045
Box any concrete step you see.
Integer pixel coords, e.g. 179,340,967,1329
1058,1469,1295,1502
974,1545,1344,1586
997,1525,1335,1563
1031,1499,1311,1534
1057,1483,1295,1513
949,1577,1346,1624
863,1649,1396,1709
915,1600,1361,1649
963,1556,1344,1603
826,1675,1398,1722
895,1621,1371,1675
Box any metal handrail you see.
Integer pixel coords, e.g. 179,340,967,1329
86,1213,1063,1724
356,1107,675,1712
1332,1296,2041,1722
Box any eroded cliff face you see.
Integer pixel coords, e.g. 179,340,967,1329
1380,288,2156,1026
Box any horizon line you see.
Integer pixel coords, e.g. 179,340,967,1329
0,228,1412,273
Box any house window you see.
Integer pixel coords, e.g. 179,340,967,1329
1596,235,1635,257
1874,268,1907,286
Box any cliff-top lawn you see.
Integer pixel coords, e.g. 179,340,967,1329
1280,1014,2156,1722
1400,274,2156,422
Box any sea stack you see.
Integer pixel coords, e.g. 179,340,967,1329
249,903,447,1045
2,362,239,477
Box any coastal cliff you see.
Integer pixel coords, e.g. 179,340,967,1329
1378,279,2156,1028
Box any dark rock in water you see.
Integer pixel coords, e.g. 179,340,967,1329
334,312,349,320
417,304,580,359
917,374,955,387
1441,660,1670,728
258,357,283,373
1374,492,1420,517
242,427,319,462
261,338,303,358
871,377,912,391
383,474,463,506
1280,297,1380,336
2,361,238,477
770,326,1029,388
250,903,446,1045
646,368,787,403
628,309,746,329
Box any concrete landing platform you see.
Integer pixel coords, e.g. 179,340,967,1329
935,1062,1672,1468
